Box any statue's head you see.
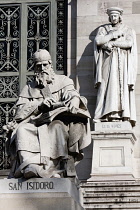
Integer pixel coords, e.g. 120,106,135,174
107,7,123,25
33,49,55,86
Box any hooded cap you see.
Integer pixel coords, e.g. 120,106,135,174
33,49,51,63
107,7,123,16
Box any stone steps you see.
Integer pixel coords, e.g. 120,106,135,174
84,192,140,197
84,197,140,203
81,181,140,209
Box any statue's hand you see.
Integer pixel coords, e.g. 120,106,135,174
102,42,113,51
109,30,124,39
67,97,80,114
38,98,56,112
43,98,56,108
3,120,17,133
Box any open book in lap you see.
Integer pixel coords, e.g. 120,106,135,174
31,106,91,126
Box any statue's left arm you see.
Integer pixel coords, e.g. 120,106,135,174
110,28,134,49
111,27,137,87
61,78,88,114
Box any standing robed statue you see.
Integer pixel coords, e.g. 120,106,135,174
93,7,137,126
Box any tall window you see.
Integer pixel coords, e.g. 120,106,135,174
0,0,67,173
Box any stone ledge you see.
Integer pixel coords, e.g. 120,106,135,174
0,178,84,210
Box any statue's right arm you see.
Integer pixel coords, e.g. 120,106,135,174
95,27,114,46
95,27,124,46
15,98,41,122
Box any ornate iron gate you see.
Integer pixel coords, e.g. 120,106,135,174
0,0,67,174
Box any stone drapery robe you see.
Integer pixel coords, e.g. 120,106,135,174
94,23,137,126
9,75,91,177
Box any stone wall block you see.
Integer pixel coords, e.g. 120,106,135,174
135,76,140,93
77,16,107,37
136,34,140,53
76,157,92,180
77,74,95,95
132,1,140,14
77,55,93,70
98,1,132,15
77,0,97,17
77,38,93,57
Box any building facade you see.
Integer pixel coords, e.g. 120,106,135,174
0,0,140,183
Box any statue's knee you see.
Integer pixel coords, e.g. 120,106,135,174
49,120,64,129
16,123,30,137
16,124,25,135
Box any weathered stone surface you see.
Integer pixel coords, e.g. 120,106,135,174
81,181,140,209
0,178,84,210
136,34,140,54
0,178,77,194
77,38,93,57
76,157,92,180
77,75,95,95
132,1,140,14
77,55,93,70
89,130,136,181
77,16,105,37
98,2,132,15
77,0,97,16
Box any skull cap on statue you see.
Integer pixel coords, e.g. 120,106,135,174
33,49,51,63
107,7,123,16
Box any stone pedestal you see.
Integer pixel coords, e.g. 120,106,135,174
89,122,136,181
0,178,84,210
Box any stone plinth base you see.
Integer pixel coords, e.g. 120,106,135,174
0,178,84,210
89,122,136,181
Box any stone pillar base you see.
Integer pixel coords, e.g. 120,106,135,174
89,122,136,182
0,178,84,210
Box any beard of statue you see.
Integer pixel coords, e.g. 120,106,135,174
35,65,54,87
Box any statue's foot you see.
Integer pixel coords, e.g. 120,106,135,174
93,118,108,123
111,119,120,122
38,168,63,178
93,119,101,123
24,164,41,179
51,173,61,178
14,168,23,178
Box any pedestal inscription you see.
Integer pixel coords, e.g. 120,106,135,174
95,121,132,131
0,178,84,210
0,178,74,194
8,180,54,191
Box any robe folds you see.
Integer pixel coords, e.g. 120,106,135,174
9,74,91,177
94,23,137,126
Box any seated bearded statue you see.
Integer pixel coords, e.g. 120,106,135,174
3,49,91,179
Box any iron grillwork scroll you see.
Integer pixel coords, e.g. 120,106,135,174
27,4,50,72
0,6,20,72
0,5,20,170
0,102,15,170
